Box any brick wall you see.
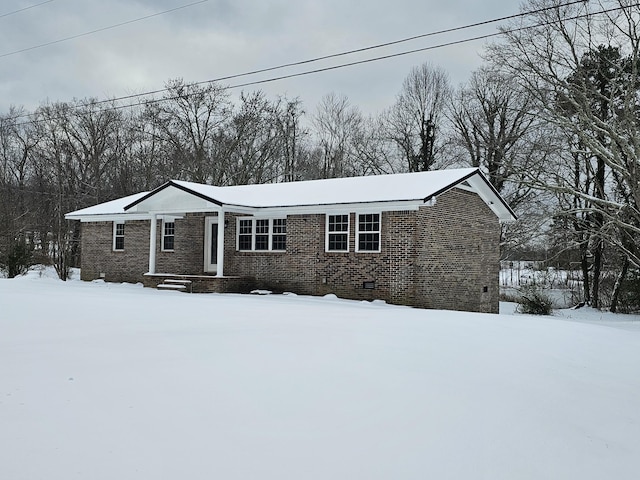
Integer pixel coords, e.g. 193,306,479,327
78,187,500,312
413,189,500,313
224,190,498,312
155,213,206,275
80,220,149,283
224,213,320,294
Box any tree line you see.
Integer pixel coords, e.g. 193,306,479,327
1,0,639,311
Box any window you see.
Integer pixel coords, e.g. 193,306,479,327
255,219,270,250
272,219,287,251
238,219,253,251
236,218,286,251
162,220,175,251
356,213,381,252
327,214,349,252
113,222,125,251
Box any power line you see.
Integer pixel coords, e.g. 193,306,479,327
7,0,591,121
225,2,619,91
0,0,209,59
0,0,54,19
95,0,590,106
8,0,626,126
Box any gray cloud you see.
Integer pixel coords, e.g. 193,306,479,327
0,0,516,114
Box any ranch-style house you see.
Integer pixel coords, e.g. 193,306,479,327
65,167,515,313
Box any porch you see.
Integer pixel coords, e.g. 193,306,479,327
143,273,256,294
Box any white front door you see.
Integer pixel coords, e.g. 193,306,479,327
204,216,219,273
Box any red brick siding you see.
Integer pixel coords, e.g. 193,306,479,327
413,189,500,313
155,213,206,275
78,188,500,312
80,220,149,283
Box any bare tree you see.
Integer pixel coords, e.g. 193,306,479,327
311,93,364,179
0,108,39,276
144,79,232,184
385,62,452,172
222,91,283,185
490,0,640,308
448,67,556,258
273,96,307,182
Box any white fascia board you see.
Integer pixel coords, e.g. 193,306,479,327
141,204,257,215
246,200,422,217
66,213,152,222
199,204,256,214
68,200,426,221
464,175,516,222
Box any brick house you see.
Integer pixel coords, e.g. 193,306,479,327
65,168,515,312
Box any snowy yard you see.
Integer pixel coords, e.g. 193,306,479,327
1,269,640,479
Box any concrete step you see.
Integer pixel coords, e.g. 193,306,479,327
164,279,193,285
157,283,187,291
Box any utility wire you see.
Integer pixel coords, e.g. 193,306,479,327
8,0,626,126
0,0,54,19
78,0,590,107
227,2,631,90
0,0,209,59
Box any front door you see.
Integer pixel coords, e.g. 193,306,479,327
204,216,219,273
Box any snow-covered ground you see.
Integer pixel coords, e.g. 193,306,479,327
2,268,640,479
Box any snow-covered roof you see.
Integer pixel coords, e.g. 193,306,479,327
66,192,149,218
66,168,516,221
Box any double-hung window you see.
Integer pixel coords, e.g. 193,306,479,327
356,213,381,252
113,222,125,251
237,218,286,251
162,220,175,251
272,219,287,251
238,219,253,250
326,214,349,252
255,219,270,250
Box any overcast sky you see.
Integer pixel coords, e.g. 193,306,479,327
1,0,519,115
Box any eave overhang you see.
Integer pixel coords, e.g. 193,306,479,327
66,168,516,222
423,169,517,222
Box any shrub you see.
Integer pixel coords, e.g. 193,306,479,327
516,285,554,315
0,239,34,278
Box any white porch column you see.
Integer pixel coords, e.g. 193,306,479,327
216,210,225,277
148,213,157,274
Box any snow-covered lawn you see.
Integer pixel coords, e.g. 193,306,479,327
2,269,640,479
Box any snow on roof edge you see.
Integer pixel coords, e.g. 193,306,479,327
65,168,515,221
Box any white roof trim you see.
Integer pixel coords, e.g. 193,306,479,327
66,168,516,222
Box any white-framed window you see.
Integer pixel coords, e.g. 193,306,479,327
238,218,253,250
272,218,287,251
356,213,381,252
326,214,349,252
162,220,175,251
236,217,286,252
113,221,125,251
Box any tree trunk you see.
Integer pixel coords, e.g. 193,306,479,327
591,237,603,309
610,256,629,313
580,243,591,305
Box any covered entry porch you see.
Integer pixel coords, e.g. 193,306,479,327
145,211,231,277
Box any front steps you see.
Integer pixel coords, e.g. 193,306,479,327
156,278,193,293
144,273,256,294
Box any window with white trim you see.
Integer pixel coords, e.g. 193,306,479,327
162,220,175,251
238,219,253,250
272,219,287,251
356,213,381,252
237,218,286,251
326,214,349,252
255,219,269,250
113,222,125,251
